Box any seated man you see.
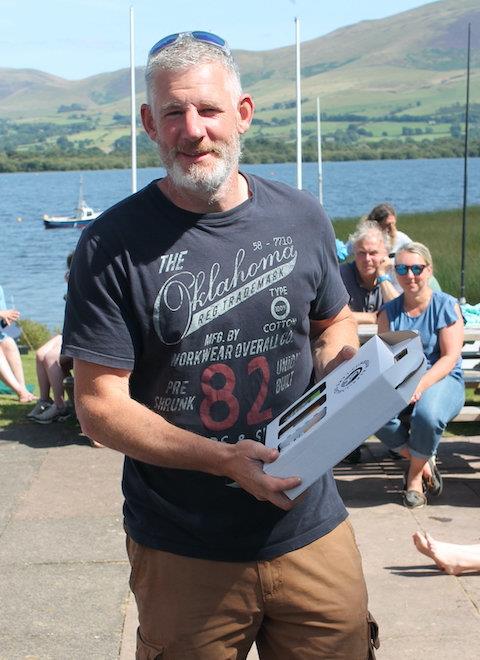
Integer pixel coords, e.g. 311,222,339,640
340,222,401,464
340,221,400,324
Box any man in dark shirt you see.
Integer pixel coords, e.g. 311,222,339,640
63,32,377,659
341,221,400,324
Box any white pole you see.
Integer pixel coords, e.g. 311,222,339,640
316,96,323,206
295,17,302,190
130,6,137,193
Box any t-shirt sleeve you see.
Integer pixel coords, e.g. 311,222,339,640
309,208,349,320
62,229,138,370
435,294,462,331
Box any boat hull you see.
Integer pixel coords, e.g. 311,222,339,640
43,217,94,229
42,207,101,229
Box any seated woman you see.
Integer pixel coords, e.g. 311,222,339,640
375,242,464,508
0,303,36,404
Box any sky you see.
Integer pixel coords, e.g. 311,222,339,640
1,0,437,80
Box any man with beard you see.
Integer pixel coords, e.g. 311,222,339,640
63,32,377,659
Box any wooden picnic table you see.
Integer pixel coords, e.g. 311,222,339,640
357,324,480,343
357,324,480,422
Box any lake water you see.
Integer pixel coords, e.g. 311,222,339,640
0,157,478,329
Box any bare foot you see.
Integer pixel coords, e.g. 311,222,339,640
18,391,37,404
413,531,480,575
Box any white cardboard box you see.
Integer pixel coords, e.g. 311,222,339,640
264,330,426,499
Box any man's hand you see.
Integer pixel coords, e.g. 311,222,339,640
223,439,301,510
322,344,357,376
410,387,423,404
376,255,391,277
310,305,359,380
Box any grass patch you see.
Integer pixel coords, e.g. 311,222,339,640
333,206,480,303
0,351,80,435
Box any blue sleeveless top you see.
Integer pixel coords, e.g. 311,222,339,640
381,291,463,382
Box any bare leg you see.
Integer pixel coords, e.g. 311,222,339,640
35,335,62,400
395,447,433,491
407,455,428,493
0,348,35,402
42,337,66,408
35,348,52,401
1,337,27,387
413,531,480,575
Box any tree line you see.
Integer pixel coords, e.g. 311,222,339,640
1,136,479,173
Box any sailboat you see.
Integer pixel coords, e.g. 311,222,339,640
43,177,101,229
43,9,136,230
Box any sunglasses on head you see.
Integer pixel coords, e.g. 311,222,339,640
149,31,229,58
394,264,427,276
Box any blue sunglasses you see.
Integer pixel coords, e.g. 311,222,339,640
394,264,427,276
149,31,229,57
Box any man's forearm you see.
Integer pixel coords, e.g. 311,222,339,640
379,279,400,302
75,374,301,511
310,307,359,380
352,311,377,325
77,388,232,475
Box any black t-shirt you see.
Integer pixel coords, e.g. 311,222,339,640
63,174,349,561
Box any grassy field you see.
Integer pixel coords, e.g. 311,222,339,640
0,384,479,440
333,206,480,303
1,352,478,435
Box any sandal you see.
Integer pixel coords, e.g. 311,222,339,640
422,457,443,497
403,467,425,493
403,490,427,509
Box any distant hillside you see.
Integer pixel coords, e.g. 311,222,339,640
0,0,478,159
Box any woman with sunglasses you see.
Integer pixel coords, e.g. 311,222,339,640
375,242,465,508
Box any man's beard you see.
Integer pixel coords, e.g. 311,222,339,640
158,134,241,201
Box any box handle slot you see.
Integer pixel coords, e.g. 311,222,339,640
279,381,326,427
278,395,327,451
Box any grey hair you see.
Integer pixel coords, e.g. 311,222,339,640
145,34,242,106
349,220,388,251
395,241,433,267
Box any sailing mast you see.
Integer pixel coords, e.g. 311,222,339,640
295,17,302,190
77,175,84,211
459,22,471,304
130,5,138,193
316,96,323,205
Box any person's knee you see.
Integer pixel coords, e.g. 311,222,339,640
412,408,445,436
4,337,16,351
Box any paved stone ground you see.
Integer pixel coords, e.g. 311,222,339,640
0,420,479,659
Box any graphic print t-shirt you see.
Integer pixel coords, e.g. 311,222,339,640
63,174,349,561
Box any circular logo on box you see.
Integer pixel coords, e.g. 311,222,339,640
334,360,369,394
271,296,290,320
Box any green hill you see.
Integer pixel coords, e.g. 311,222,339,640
0,0,478,159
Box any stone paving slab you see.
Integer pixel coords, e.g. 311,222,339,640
0,424,479,659
0,516,125,565
338,438,480,660
0,562,129,659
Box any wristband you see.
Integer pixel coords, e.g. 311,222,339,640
377,274,391,284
